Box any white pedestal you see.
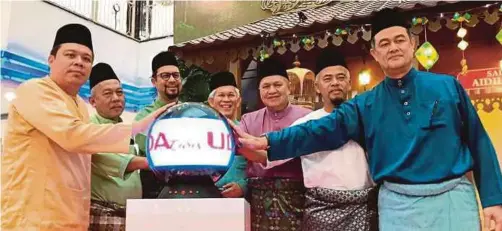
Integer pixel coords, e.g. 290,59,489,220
126,198,251,231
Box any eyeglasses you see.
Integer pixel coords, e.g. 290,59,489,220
156,72,180,80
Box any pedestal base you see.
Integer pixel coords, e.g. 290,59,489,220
126,198,250,231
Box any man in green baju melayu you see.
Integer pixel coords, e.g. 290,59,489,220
88,62,150,230
134,51,182,199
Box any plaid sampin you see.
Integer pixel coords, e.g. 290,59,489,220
88,200,126,231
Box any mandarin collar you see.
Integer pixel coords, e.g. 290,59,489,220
154,97,181,108
94,113,123,124
384,67,417,88
266,103,292,120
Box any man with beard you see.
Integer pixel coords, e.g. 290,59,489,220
134,51,182,198
239,58,311,231
233,8,502,231
247,48,377,231
208,71,247,198
1,24,171,230
87,63,150,230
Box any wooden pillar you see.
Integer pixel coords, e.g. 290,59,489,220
229,59,242,119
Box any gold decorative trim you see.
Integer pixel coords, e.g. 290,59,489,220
260,0,331,15
472,97,502,113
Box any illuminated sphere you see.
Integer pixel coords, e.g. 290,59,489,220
146,102,236,181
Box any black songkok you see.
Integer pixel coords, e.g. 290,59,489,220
89,63,119,89
209,71,237,92
53,23,93,51
257,58,289,84
315,47,348,75
371,8,409,39
152,51,178,73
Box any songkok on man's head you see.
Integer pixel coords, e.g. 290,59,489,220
371,8,409,39
209,71,237,92
315,47,348,75
257,58,289,83
53,23,93,52
89,63,119,89
152,51,178,73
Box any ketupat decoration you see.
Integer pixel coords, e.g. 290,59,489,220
496,27,502,45
457,40,469,50
492,5,501,46
452,11,471,74
411,16,429,35
412,17,429,26
259,49,270,61
334,28,348,36
273,39,285,48
413,16,437,70
453,12,472,23
457,27,467,38
301,36,315,49
415,41,439,70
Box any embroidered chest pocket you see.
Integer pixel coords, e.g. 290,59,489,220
420,100,448,129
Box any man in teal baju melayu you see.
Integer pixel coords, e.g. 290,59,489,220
208,71,247,198
235,8,502,231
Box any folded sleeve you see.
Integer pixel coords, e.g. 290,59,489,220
215,155,248,194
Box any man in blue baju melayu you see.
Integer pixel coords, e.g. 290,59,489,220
233,8,502,231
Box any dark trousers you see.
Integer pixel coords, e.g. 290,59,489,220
140,170,165,199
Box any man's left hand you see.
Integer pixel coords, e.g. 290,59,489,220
221,182,243,198
484,205,502,231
